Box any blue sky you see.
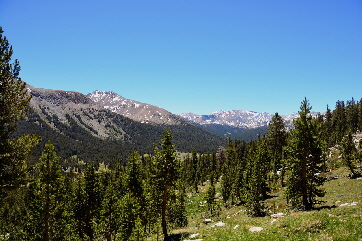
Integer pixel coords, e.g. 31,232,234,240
1,0,361,115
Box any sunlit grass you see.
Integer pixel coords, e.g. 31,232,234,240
169,170,362,241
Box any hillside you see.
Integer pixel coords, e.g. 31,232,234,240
15,86,226,163
87,90,184,125
169,168,362,240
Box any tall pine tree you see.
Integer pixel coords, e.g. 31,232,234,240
266,113,287,187
26,141,70,240
0,26,40,196
284,98,325,210
153,130,181,240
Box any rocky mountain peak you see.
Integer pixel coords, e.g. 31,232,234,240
87,90,182,125
179,110,321,130
179,110,274,129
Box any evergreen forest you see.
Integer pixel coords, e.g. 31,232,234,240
1,27,362,240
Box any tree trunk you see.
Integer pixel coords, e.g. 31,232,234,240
162,184,168,240
301,159,309,210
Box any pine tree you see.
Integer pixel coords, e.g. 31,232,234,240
166,182,188,229
331,100,347,144
244,139,269,217
284,98,325,210
266,113,287,187
72,174,88,239
98,184,123,240
153,130,180,240
346,98,359,132
221,141,234,206
190,149,199,193
341,131,359,178
205,183,218,217
83,164,102,240
210,152,218,185
0,27,40,196
26,141,69,240
123,151,147,233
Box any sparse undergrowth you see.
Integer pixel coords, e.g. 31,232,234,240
162,168,362,241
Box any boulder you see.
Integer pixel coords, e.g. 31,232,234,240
203,219,212,224
249,227,263,233
270,212,284,219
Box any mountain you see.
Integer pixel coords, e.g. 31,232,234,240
178,110,321,141
15,86,226,163
179,110,274,129
87,90,183,125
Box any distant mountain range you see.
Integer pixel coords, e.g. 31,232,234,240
87,90,304,130
178,110,320,141
16,85,321,162
178,110,299,129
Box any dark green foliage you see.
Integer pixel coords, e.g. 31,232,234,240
221,139,237,205
198,123,268,142
0,27,40,195
83,164,102,240
266,113,287,187
0,27,30,145
167,184,188,229
191,150,200,193
341,131,359,178
140,130,188,239
72,174,88,240
15,108,226,165
0,188,29,239
221,138,248,205
284,98,325,211
153,130,178,239
245,140,269,217
227,125,269,142
26,141,72,240
205,183,219,217
118,193,141,240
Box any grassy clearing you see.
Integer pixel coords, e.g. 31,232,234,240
168,170,362,241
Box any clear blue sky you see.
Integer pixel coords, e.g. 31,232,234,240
1,0,361,115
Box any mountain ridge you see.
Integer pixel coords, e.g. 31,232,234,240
87,90,184,125
178,110,302,129
16,85,226,162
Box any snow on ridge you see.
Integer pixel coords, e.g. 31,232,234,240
178,110,317,129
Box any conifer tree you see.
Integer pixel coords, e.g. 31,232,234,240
341,131,359,178
72,174,88,239
244,139,269,217
153,130,179,240
166,183,188,229
210,152,218,185
123,151,147,233
0,27,40,196
83,164,102,240
346,98,359,132
26,141,70,240
118,192,141,240
331,100,347,144
266,113,287,187
190,149,199,193
205,183,218,217
284,98,325,210
358,98,362,130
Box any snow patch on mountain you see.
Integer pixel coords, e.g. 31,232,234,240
179,111,320,129
87,90,183,125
